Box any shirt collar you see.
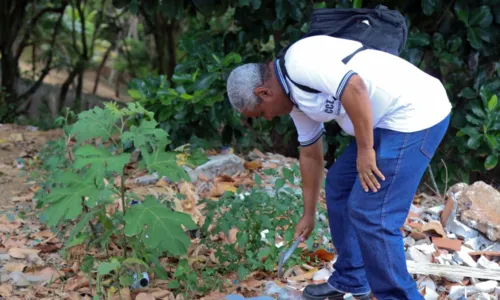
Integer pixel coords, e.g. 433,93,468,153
273,59,298,107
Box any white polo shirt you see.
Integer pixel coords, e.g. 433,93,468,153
274,35,452,146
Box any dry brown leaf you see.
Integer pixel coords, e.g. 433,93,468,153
64,275,89,291
0,284,13,297
151,289,171,299
110,288,132,300
263,162,278,169
136,292,155,300
198,173,210,182
244,160,262,171
421,220,446,237
3,237,28,249
8,247,40,259
239,278,265,290
32,230,55,240
179,182,198,210
4,262,26,272
11,193,33,202
175,293,185,300
288,268,319,282
29,266,64,284
35,243,61,253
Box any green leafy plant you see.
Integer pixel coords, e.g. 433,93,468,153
458,86,500,170
34,102,207,296
199,166,329,280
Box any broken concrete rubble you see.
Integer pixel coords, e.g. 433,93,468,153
453,181,500,242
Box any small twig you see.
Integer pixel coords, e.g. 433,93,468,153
120,175,127,258
441,158,449,197
427,164,441,199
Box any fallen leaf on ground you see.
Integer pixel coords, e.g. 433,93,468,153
64,275,89,291
8,247,40,259
4,262,26,272
32,230,55,240
110,288,132,300
244,160,262,170
0,284,13,297
136,292,155,300
151,289,171,298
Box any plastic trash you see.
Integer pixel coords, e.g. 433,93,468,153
131,272,149,289
264,282,305,300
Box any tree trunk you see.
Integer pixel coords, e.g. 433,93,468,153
0,50,19,122
165,20,178,81
93,44,113,94
58,61,83,115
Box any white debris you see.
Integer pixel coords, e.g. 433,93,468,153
453,248,478,267
477,256,500,270
312,268,332,281
408,246,431,263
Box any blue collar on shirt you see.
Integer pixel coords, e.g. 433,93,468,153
273,59,298,107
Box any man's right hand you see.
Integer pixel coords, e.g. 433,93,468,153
294,213,315,242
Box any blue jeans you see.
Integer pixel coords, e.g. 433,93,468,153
325,114,450,299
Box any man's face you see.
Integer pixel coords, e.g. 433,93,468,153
242,62,293,120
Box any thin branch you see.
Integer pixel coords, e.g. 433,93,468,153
15,4,67,61
19,5,63,102
75,0,88,59
89,0,106,55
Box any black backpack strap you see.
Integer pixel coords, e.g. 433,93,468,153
278,56,321,94
278,44,367,94
342,45,368,64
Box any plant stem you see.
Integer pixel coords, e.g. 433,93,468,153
121,175,128,258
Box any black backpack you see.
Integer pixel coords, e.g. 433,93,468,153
277,5,408,94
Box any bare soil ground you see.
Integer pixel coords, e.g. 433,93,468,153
0,124,62,205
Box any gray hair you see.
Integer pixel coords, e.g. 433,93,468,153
226,63,269,112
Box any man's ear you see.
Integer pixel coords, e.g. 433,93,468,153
254,86,272,99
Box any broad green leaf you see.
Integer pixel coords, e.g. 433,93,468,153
168,280,180,289
471,105,486,119
251,0,261,9
275,178,286,190
459,126,479,137
254,174,262,186
222,52,242,66
70,106,120,142
142,145,190,182
257,247,271,260
485,154,498,170
41,179,106,227
454,2,469,25
123,197,197,256
81,255,94,274
74,145,130,181
237,232,249,248
408,32,431,47
237,265,248,280
459,87,477,99
467,27,482,49
128,89,143,99
486,134,498,150
184,148,209,168
193,73,218,90
422,0,440,16
282,168,294,184
488,95,498,111
97,260,121,275
466,114,483,126
121,120,169,149
467,135,481,149
470,6,493,28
